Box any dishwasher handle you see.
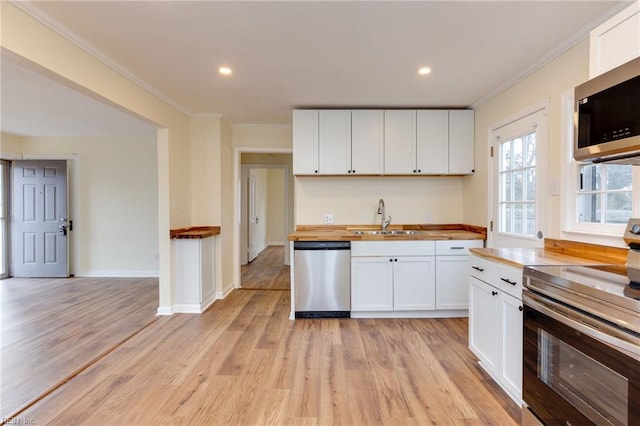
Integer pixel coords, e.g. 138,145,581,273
293,241,351,250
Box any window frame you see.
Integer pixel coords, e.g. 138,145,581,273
560,89,638,246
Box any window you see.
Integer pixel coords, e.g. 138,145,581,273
499,132,537,237
577,164,632,225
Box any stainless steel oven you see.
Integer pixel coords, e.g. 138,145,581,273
523,264,640,425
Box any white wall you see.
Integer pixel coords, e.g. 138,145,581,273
464,38,591,241
13,136,159,276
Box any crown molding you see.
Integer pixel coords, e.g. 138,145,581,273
11,1,194,118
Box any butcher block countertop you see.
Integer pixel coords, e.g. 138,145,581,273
288,224,486,242
170,226,221,239
470,238,628,269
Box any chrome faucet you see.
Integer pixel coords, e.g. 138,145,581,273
377,198,391,231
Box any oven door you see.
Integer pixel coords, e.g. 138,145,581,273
523,289,640,426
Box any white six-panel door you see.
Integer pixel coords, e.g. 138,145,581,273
12,160,68,277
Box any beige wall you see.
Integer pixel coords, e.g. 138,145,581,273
220,118,234,295
2,134,158,276
296,176,464,225
233,124,292,149
267,169,286,244
464,39,591,241
1,132,24,154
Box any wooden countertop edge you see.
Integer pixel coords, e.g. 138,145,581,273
288,224,487,242
170,226,221,239
469,238,628,268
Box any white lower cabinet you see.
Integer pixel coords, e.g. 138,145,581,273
351,241,435,316
435,240,484,310
351,257,394,311
468,254,523,405
351,239,483,318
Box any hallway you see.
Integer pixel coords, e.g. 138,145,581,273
241,245,290,290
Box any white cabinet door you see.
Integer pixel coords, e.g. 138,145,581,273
393,256,436,311
351,110,384,175
351,257,394,311
448,110,474,175
384,110,417,174
590,1,640,77
501,293,523,403
416,110,448,174
319,110,351,174
293,109,319,175
469,276,500,376
435,256,470,310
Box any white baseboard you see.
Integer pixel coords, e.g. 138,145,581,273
156,306,173,315
215,282,235,300
79,270,159,278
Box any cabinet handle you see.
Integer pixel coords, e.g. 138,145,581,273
519,306,524,312
491,291,498,296
472,266,484,272
450,247,464,250
500,278,518,286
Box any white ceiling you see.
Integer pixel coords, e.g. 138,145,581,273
1,1,633,137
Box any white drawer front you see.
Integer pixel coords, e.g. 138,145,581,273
468,255,498,283
497,264,522,299
436,239,483,255
351,240,435,257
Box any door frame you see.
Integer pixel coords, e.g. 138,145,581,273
487,99,549,249
240,163,289,265
234,147,292,290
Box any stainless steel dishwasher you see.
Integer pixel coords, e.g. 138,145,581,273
293,241,350,318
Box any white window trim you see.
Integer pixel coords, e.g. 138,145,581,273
559,88,630,248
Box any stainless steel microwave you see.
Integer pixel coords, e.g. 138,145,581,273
574,56,640,164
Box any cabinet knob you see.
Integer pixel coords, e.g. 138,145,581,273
417,169,421,173
314,170,318,174
389,259,393,262
413,169,417,173
519,306,524,312
491,291,498,296
352,169,356,173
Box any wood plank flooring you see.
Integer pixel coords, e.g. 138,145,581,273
5,251,520,425
1,277,158,420
241,245,290,290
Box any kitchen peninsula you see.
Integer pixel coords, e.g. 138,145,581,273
288,223,486,320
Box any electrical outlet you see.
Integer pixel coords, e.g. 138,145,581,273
425,214,433,224
324,214,334,224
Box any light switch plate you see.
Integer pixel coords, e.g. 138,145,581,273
324,214,334,224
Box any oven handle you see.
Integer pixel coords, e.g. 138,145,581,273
523,289,640,361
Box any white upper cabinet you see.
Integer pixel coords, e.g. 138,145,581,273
384,110,417,174
590,1,640,78
318,110,352,174
351,110,384,175
449,110,475,175
293,109,319,175
293,108,474,176
416,110,449,174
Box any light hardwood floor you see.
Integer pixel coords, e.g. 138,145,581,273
1,277,158,420
241,245,290,290
7,253,520,425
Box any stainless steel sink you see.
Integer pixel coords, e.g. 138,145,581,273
351,230,419,235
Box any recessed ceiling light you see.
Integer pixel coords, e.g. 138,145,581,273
418,67,432,76
219,66,232,75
